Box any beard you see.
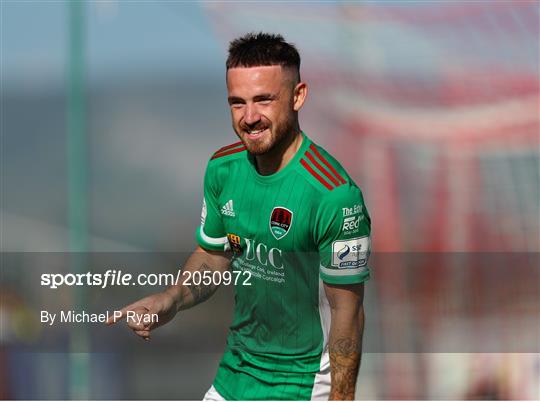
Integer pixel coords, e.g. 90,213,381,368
235,117,295,156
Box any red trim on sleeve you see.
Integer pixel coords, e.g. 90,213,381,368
214,141,244,154
309,144,346,184
300,159,334,190
305,151,340,187
211,145,247,160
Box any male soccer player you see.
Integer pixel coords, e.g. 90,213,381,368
108,33,371,401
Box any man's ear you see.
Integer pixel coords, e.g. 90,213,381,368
293,82,308,112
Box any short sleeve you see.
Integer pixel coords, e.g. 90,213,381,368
195,162,228,251
315,184,371,285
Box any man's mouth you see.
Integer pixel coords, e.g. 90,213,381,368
245,127,268,139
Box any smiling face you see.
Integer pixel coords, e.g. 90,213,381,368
226,65,306,155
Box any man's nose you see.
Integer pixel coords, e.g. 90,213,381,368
243,104,261,126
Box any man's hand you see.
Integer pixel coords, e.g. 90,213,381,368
106,246,230,340
106,290,178,340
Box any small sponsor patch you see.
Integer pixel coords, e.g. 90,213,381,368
331,236,370,268
270,207,293,240
342,204,362,217
342,214,364,233
227,233,243,256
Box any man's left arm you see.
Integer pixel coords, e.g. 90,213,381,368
324,282,365,401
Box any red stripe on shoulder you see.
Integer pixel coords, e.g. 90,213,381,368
305,150,340,187
214,141,244,155
211,145,247,160
309,144,346,184
300,159,334,190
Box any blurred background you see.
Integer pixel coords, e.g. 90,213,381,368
1,0,539,400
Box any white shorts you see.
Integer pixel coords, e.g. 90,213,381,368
203,385,226,401
202,369,331,401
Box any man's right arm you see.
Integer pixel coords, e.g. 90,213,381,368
168,246,231,311
106,246,230,340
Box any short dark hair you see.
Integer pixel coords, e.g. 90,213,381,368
226,32,301,80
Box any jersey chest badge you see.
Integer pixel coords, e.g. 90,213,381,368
269,207,293,240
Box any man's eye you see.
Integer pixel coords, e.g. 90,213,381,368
258,99,271,105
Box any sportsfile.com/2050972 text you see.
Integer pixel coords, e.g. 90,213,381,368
40,269,252,289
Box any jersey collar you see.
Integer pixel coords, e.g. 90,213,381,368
247,131,311,184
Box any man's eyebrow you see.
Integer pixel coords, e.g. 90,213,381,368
253,93,277,101
228,94,277,104
227,96,245,104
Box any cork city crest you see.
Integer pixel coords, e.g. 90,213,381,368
269,207,293,240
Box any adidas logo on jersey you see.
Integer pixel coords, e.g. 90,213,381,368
221,200,236,217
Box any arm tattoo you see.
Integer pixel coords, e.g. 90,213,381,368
185,263,219,304
328,337,361,400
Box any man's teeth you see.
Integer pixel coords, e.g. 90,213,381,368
248,129,265,134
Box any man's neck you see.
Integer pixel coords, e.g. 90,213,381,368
255,130,303,176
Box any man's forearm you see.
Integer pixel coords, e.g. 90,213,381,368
328,307,365,400
165,248,230,311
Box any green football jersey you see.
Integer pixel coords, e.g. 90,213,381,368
196,132,371,400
